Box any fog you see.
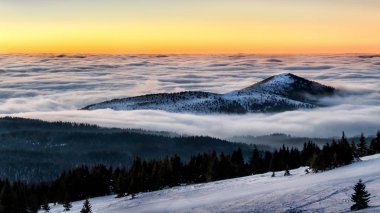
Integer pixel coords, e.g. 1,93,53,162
1,54,380,138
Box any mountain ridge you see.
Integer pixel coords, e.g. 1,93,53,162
82,73,336,114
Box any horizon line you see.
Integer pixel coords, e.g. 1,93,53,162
1,52,379,55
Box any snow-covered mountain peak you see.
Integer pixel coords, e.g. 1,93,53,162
261,73,295,86
82,73,336,114
235,73,334,98
249,73,296,92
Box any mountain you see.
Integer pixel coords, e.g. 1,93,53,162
45,154,380,213
82,73,336,113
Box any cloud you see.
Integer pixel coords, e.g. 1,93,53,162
0,54,380,138
266,59,282,63
358,55,380,59
283,66,334,71
208,63,230,67
4,105,380,138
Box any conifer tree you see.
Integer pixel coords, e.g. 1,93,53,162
80,199,92,213
284,169,290,176
351,179,371,211
250,146,262,174
231,148,245,176
369,131,380,154
115,174,126,198
0,181,13,213
63,193,72,211
284,166,290,176
351,141,357,157
41,201,50,213
269,150,278,172
357,133,367,157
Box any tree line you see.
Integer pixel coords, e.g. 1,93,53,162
1,131,380,212
0,117,253,182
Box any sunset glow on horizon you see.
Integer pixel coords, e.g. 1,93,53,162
1,0,380,54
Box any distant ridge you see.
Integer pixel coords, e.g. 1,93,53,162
82,73,336,114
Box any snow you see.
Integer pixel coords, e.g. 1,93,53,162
85,73,320,114
44,154,380,213
234,73,297,97
224,73,294,96
263,73,295,86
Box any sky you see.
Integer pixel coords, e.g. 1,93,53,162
0,0,380,54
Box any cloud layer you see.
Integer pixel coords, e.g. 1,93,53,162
1,54,380,138
8,105,380,138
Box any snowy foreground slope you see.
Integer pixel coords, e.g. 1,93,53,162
45,154,380,213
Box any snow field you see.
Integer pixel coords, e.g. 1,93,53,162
45,154,380,213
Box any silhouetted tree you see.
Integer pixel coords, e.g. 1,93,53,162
0,181,13,212
80,199,92,213
351,179,371,211
351,141,358,158
114,174,127,198
231,148,246,177
369,131,380,154
63,193,72,211
284,166,290,176
249,146,263,174
357,133,367,157
41,201,50,212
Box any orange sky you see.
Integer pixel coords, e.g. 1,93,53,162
1,0,379,54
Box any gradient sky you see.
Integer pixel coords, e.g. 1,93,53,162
1,0,380,54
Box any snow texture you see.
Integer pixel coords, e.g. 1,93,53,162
83,73,334,114
44,154,380,213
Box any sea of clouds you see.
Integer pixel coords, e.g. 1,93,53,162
1,54,380,138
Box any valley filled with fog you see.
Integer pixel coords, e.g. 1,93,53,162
1,54,380,138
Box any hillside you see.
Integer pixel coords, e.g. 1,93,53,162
228,133,374,149
82,73,336,114
0,117,252,182
45,154,380,212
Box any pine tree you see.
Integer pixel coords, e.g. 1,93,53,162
80,199,92,213
63,193,72,211
63,201,72,212
284,169,290,176
231,148,245,176
250,146,263,174
351,179,371,211
369,131,380,154
284,166,290,176
115,174,126,198
357,133,367,157
0,181,13,213
269,150,278,172
131,193,136,199
351,141,357,157
41,201,50,213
